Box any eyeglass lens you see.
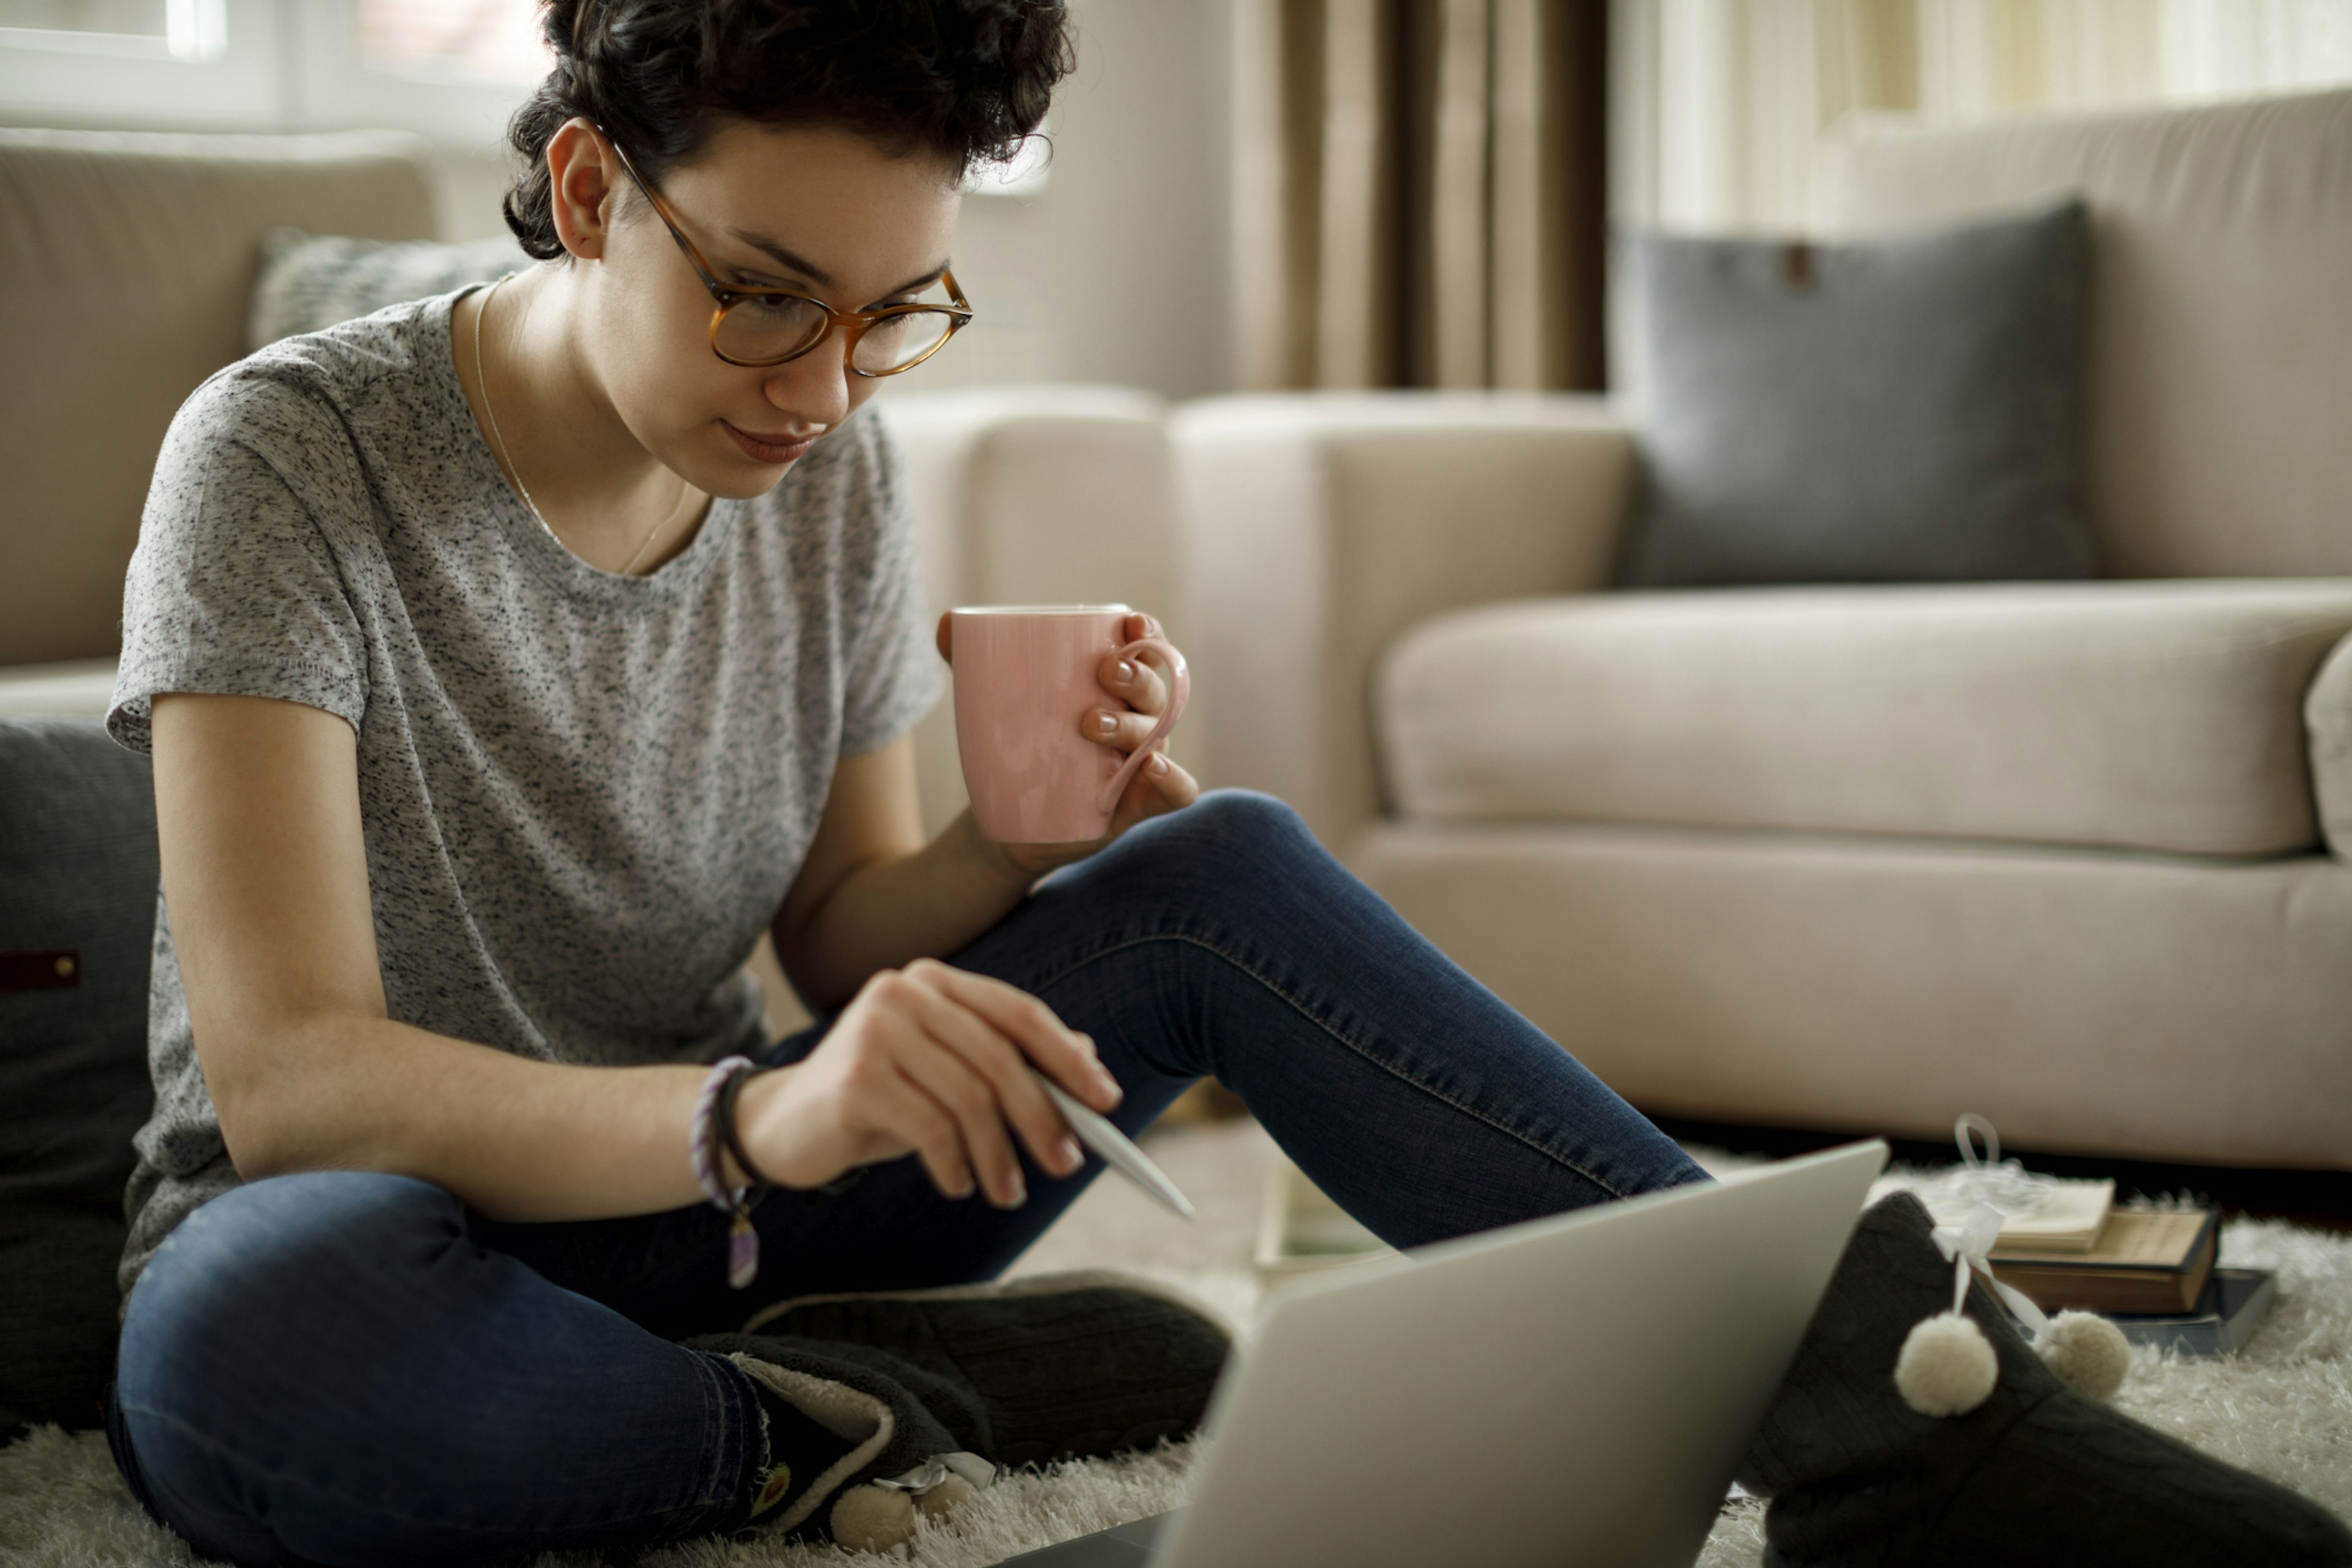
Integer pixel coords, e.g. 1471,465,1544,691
715,295,960,373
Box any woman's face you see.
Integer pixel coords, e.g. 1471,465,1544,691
557,116,964,500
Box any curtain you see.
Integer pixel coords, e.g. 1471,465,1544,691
1231,0,1613,392
1612,0,2352,233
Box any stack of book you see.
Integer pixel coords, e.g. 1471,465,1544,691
1986,1189,2215,1314
2108,1270,2278,1357
1968,1182,2272,1355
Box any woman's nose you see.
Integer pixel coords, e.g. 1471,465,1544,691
762,328,854,427
761,367,849,426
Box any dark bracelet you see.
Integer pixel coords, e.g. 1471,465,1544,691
715,1063,785,1191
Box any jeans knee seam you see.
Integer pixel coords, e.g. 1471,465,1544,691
1028,930,1641,1202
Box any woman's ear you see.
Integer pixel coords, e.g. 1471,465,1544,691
544,117,619,262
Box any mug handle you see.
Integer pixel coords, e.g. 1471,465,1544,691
1096,636,1192,816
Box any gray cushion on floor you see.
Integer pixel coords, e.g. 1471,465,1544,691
1617,199,2095,587
0,719,157,1434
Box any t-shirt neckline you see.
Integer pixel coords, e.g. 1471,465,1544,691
430,286,739,603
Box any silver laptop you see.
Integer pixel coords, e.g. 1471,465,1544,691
1003,1139,1889,1568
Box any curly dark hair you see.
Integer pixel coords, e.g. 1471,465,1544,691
503,0,1073,260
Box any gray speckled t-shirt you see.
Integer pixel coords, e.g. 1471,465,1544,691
107,291,941,1294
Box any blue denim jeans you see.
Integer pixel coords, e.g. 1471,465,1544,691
107,791,1703,1565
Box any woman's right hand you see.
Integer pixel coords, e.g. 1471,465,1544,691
733,958,1123,1207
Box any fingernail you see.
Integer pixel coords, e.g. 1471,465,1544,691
1005,1177,1027,1207
1093,711,1118,737
953,1175,976,1199
1117,660,1136,684
1151,753,1170,775
1058,1137,1084,1174
1096,1068,1123,1104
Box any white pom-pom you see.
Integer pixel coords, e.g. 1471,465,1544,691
2037,1310,2130,1402
1895,1310,1999,1416
915,1474,977,1520
828,1474,974,1550
831,1484,917,1551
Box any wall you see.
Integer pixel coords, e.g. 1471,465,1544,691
917,0,1235,399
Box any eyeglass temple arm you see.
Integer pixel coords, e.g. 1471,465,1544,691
599,129,738,299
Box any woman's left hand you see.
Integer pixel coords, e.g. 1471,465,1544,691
935,609,1202,881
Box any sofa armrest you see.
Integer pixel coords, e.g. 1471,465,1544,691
878,386,1186,839
1170,393,1633,853
2309,629,2352,861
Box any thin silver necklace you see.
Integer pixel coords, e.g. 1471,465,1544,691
473,273,690,577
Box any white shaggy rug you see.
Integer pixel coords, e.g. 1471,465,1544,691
6,1123,2350,1567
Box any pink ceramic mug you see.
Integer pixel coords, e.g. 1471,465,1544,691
951,604,1191,843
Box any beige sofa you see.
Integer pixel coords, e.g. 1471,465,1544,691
1175,86,2352,1172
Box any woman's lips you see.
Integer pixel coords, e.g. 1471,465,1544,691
722,421,818,465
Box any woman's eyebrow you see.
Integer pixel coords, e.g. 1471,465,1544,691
726,229,835,287
874,262,952,301
720,231,950,301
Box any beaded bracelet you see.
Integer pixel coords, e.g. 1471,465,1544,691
690,1055,762,1289
716,1065,783,1191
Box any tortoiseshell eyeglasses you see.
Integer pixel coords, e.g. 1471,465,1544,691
603,131,972,377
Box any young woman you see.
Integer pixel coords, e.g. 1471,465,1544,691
102,3,2346,1566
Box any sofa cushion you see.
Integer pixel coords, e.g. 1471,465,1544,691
1378,581,2352,858
0,719,157,1434
1616,200,2095,588
247,227,530,350
1815,87,2352,581
0,129,435,668
1352,820,2352,1169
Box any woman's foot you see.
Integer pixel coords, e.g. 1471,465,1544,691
689,1270,1231,1548
1741,1192,2352,1567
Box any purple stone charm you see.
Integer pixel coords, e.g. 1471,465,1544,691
728,1211,759,1291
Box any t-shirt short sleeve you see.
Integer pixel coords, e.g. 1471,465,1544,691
109,372,372,753
836,415,944,756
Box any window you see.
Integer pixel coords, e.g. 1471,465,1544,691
2,0,1056,190
0,0,540,138
0,0,264,127
0,0,222,60
290,0,543,143
356,0,542,82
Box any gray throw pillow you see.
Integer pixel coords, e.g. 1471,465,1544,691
247,227,531,352
0,719,157,1436
1616,199,2095,587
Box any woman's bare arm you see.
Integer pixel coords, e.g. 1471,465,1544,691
153,692,722,1222
771,611,1203,1015
767,737,1039,1013
154,691,1113,1218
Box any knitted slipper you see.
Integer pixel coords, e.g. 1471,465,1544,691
1740,1191,2352,1567
692,1270,1232,1548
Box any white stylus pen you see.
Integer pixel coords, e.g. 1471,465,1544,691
1035,1072,1197,1221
